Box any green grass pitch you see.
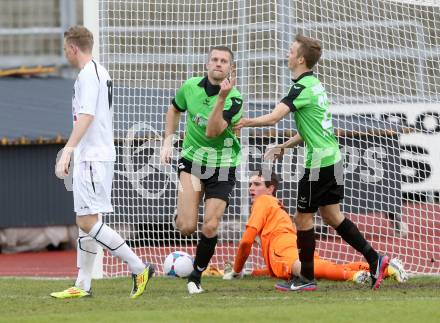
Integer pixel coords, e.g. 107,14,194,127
0,276,439,322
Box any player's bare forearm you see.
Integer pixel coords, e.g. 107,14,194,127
160,105,181,164
249,112,280,127
281,133,303,149
206,97,228,138
234,102,290,130
164,105,181,144
65,114,94,149
253,102,290,126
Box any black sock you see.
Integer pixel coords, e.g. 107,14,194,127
297,229,315,281
191,234,218,280
335,218,379,268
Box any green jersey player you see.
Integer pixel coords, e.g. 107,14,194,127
234,34,389,291
160,46,243,294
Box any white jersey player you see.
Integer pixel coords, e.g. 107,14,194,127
52,26,153,299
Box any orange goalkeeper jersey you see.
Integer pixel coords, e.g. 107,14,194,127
245,195,297,268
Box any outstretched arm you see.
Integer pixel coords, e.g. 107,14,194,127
223,227,258,279
233,227,258,273
233,102,290,130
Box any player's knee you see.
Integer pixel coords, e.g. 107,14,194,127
201,220,219,237
294,213,313,230
176,219,196,236
293,213,305,228
321,212,344,228
76,218,93,234
179,227,196,236
76,214,99,233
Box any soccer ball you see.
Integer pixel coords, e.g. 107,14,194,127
163,251,194,278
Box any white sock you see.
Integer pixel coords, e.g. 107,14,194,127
75,228,98,292
88,221,145,274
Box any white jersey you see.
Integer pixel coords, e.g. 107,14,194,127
72,60,116,162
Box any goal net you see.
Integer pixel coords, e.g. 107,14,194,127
95,0,440,276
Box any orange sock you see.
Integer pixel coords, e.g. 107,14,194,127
345,261,370,271
314,259,355,281
345,261,390,278
315,260,390,280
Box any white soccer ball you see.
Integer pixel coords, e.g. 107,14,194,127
163,251,194,278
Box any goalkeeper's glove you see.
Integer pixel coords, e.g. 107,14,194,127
223,261,243,280
223,270,243,280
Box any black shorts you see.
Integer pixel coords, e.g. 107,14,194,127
296,161,344,213
177,157,236,205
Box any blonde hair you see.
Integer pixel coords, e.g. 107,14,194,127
64,26,94,53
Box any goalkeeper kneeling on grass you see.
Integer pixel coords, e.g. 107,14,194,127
223,169,408,285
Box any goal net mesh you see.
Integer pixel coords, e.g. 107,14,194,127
98,0,440,276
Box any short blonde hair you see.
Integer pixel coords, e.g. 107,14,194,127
64,26,94,53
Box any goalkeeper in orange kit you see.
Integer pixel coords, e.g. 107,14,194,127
223,169,408,284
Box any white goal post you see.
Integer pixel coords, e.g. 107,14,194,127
83,0,103,279
85,0,440,277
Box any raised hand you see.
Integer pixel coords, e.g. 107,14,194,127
218,68,236,100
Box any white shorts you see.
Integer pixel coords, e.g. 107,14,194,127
73,161,114,216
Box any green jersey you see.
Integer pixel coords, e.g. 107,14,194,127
280,71,341,168
172,76,243,167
